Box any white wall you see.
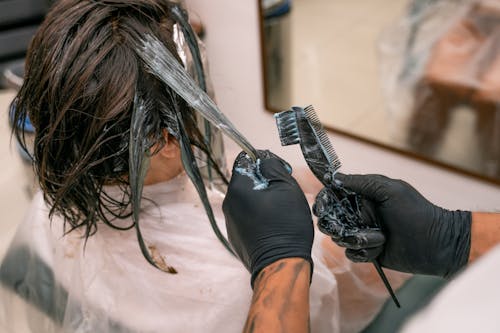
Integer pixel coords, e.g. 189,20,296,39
184,0,500,211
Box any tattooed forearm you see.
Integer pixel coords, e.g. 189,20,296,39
243,258,311,333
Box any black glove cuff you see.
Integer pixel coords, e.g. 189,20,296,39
443,210,472,278
250,254,314,289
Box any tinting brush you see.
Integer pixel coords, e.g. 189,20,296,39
274,105,401,308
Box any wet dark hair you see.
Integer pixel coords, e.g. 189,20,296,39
12,0,226,242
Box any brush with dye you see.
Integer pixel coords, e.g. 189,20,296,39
274,105,401,308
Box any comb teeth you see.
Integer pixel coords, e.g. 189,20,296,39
303,105,342,172
274,110,300,146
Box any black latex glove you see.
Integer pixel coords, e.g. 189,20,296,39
314,174,471,278
223,151,314,287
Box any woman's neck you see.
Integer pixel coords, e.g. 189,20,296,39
144,152,184,185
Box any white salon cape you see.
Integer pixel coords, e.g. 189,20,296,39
401,244,500,333
0,173,406,333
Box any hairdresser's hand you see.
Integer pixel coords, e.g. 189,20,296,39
223,151,313,287
315,174,472,278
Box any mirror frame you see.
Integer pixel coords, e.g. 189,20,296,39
257,2,500,186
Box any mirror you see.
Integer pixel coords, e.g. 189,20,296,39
260,0,500,185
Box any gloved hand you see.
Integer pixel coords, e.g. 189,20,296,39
314,174,471,278
223,151,314,287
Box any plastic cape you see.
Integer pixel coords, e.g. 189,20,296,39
0,174,409,333
0,176,246,333
379,0,500,175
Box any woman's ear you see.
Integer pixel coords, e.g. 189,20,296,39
145,132,183,185
158,133,180,159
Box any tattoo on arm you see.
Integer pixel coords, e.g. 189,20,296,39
243,258,311,333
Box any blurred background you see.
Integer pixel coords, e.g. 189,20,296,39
0,0,499,332
261,0,500,183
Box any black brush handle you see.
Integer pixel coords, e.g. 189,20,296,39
373,259,401,308
314,186,402,307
